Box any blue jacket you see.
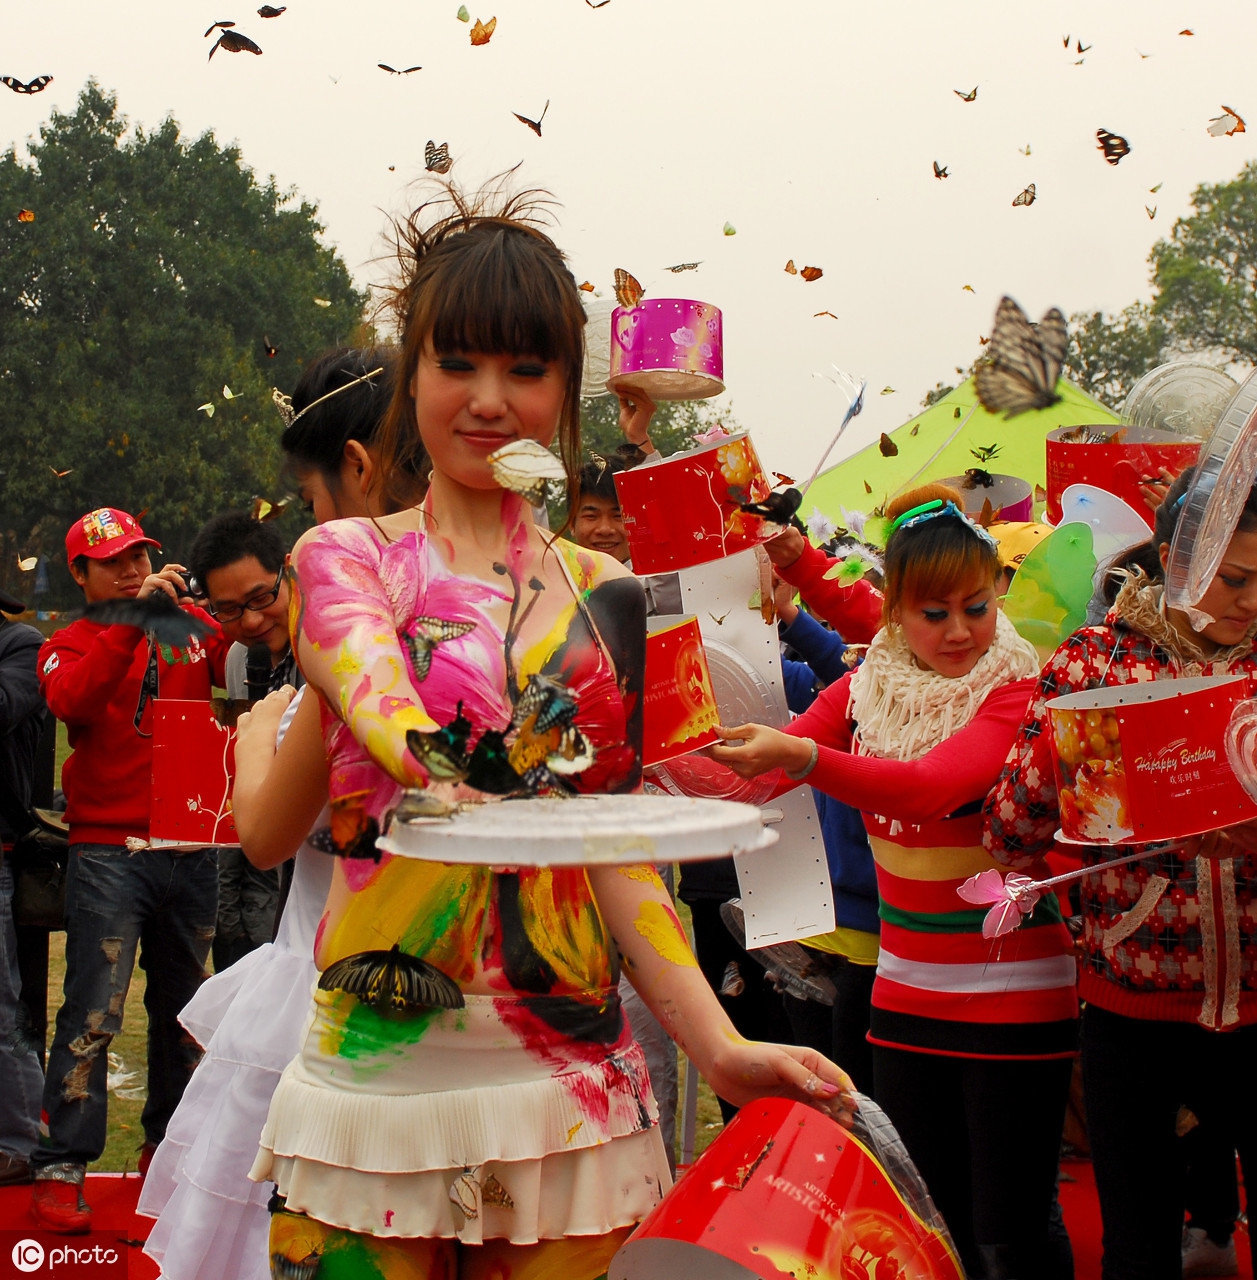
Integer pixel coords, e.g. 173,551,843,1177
780,611,880,938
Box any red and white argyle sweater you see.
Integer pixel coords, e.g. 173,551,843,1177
982,610,1257,1030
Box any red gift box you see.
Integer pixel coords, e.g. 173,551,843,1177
611,1097,963,1280
150,699,242,847
1045,424,1200,529
641,616,720,768
615,433,777,574
1049,676,1257,845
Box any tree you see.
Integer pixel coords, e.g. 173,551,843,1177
0,82,366,607
1065,302,1169,409
1151,161,1257,364
577,394,736,461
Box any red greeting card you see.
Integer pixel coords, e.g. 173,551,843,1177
642,616,720,768
150,699,243,847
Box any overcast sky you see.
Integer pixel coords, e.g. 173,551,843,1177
3,0,1255,478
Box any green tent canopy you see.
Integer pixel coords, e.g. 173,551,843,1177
804,377,1118,522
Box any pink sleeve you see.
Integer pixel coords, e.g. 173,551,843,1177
776,541,883,645
786,678,1037,823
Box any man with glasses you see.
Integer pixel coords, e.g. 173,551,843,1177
32,508,230,1233
188,512,301,972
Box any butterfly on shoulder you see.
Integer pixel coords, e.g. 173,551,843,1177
1012,183,1036,206
974,295,1067,418
614,267,644,309
1096,129,1131,165
1,75,53,94
318,943,465,1012
308,791,382,861
425,139,454,173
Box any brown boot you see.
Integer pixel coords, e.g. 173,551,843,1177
0,1152,32,1186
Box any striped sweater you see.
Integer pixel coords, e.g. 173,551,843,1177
784,673,1079,1059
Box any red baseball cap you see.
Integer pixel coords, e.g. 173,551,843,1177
65,508,161,563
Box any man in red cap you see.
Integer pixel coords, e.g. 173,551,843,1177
30,508,230,1233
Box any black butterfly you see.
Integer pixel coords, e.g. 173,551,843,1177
464,728,523,795
974,296,1067,418
1096,129,1130,165
964,468,996,488
664,261,702,272
739,487,803,526
970,443,1001,463
425,140,453,174
1,75,53,94
318,944,465,1012
258,4,287,15
512,100,549,137
404,617,475,681
262,334,277,358
208,29,263,58
204,19,235,36
406,702,474,782
308,794,382,861
379,63,422,74
82,596,215,647
933,161,949,179
878,432,898,457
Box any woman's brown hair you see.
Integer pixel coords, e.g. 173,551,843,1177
375,178,586,520
881,482,1002,625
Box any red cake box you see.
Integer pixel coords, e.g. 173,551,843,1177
615,433,778,574
642,616,720,767
1048,676,1257,845
611,1097,963,1280
1045,424,1201,528
150,699,243,847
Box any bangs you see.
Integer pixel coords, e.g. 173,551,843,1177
417,226,584,371
884,515,999,620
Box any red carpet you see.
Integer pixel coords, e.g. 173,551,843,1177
0,1164,1248,1278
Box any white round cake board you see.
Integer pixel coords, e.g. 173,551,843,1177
376,793,777,866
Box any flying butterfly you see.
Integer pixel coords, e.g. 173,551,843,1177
1150,182,1162,193
1019,143,1031,156
971,443,1001,464
250,495,292,522
784,260,797,274
962,284,975,293
1,75,53,94
318,943,464,1012
512,99,549,136
1096,129,1131,165
799,266,822,282
205,19,235,35
262,334,277,358
49,466,72,478
1207,106,1246,138
880,386,895,395
405,617,476,682
1146,205,1157,220
878,433,898,457
425,139,453,173
487,439,566,505
208,29,262,58
954,86,977,102
814,310,838,319
910,423,920,435
933,161,949,179
974,295,1067,418
1076,39,1091,53
665,261,701,272
379,63,422,74
470,16,497,44
82,595,216,647
258,4,286,14
17,555,37,572
614,267,644,309
1012,183,1036,206
457,4,469,18
863,481,873,494
578,280,595,292
586,0,611,6
1179,28,1193,35
16,209,33,223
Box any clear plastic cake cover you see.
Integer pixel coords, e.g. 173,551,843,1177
1121,360,1235,439
1165,368,1257,627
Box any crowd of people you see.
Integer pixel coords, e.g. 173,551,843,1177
0,182,1252,1280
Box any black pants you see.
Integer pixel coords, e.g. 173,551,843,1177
687,898,791,1123
1082,1004,1257,1279
781,954,876,1096
873,1044,1074,1279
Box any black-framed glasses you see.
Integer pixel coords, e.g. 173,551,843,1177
207,568,285,622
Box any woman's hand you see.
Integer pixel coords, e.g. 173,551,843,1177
236,686,298,760
763,525,805,570
703,1034,857,1125
1138,466,1179,514
709,722,809,779
617,389,657,452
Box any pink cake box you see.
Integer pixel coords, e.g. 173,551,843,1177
607,298,724,401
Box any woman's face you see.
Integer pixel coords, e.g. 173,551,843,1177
1167,528,1257,647
894,578,999,677
411,342,566,491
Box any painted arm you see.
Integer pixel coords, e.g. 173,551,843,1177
587,864,855,1119
289,523,438,788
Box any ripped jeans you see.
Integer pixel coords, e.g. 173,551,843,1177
33,843,217,1175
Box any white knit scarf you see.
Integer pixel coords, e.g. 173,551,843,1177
848,609,1041,762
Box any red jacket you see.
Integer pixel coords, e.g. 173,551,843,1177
39,613,230,846
776,540,883,645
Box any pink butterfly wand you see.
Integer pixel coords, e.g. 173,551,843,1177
957,848,1180,939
